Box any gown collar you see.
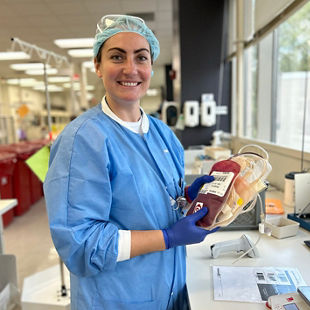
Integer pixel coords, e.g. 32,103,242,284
101,96,149,134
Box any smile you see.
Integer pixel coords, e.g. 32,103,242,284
118,81,141,87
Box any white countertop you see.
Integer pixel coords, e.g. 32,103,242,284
0,199,18,216
0,199,18,254
186,190,310,309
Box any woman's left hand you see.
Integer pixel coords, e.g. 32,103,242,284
186,175,214,202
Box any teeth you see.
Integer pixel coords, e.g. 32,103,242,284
120,82,138,87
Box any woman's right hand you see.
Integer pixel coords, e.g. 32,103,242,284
162,207,218,249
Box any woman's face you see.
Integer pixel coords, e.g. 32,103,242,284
95,32,152,106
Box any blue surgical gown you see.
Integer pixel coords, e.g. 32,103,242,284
44,103,189,310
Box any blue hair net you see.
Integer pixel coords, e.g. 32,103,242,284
93,15,160,62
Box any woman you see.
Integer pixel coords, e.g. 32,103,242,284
44,15,216,310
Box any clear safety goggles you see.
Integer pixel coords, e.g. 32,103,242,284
96,14,145,35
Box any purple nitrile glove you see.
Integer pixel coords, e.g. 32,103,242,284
162,207,218,249
186,175,214,202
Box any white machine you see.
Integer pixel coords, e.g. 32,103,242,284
201,93,216,127
184,100,199,127
266,286,310,310
161,101,179,127
210,234,259,259
295,173,310,215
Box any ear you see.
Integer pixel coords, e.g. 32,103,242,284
94,58,102,78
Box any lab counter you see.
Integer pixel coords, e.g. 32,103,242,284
0,199,17,254
186,222,310,309
186,188,310,309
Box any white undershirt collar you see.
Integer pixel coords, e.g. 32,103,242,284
101,96,149,134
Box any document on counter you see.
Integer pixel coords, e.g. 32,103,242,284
212,266,306,303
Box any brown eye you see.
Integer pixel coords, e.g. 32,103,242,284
137,55,148,62
111,55,123,61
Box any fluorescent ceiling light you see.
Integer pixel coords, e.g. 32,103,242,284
82,61,94,68
10,63,50,71
0,51,30,60
48,76,71,83
86,85,95,91
83,61,96,72
7,78,37,86
76,92,94,100
86,93,94,100
63,82,77,88
54,38,94,48
63,82,94,91
68,49,93,58
26,68,58,75
146,89,159,96
33,85,63,92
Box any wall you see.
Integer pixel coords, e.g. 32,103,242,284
172,0,231,148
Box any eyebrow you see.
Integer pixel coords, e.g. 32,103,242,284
107,47,150,54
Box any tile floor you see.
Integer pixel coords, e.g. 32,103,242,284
3,197,59,289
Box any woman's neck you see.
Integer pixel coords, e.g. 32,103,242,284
105,95,141,122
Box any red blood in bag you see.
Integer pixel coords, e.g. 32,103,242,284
186,159,241,228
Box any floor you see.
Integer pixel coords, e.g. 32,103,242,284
3,197,59,289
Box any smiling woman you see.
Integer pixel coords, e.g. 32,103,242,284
95,32,153,120
44,14,218,310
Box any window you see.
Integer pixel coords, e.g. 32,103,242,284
243,45,258,139
276,2,310,152
243,1,310,153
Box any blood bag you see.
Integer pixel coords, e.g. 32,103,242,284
186,144,272,230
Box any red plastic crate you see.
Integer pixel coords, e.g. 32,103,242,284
0,152,17,226
0,143,33,216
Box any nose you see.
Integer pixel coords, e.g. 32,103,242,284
123,58,137,75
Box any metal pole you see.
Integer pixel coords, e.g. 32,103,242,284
43,62,52,141
301,68,308,172
59,257,67,297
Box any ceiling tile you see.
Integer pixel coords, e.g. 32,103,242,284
121,0,156,13
45,2,89,16
6,2,52,17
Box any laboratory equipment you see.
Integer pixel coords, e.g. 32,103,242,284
264,217,299,239
0,254,20,309
266,290,310,310
204,146,231,160
211,130,223,146
201,93,216,127
287,173,310,232
184,100,199,127
210,234,258,258
161,101,179,127
298,286,310,306
284,172,299,206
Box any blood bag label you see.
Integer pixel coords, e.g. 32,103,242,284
201,171,234,197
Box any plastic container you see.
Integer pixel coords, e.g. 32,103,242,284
0,152,17,226
0,143,33,216
264,217,300,239
204,146,231,160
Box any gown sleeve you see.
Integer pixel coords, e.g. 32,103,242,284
44,118,119,277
